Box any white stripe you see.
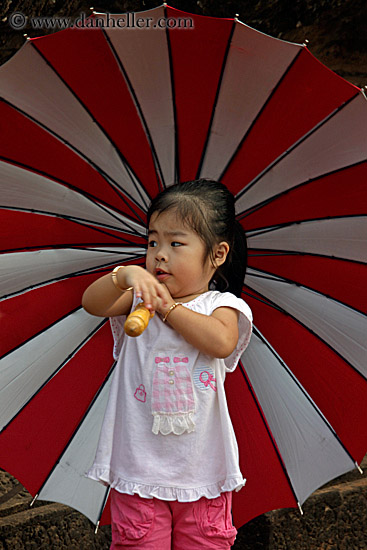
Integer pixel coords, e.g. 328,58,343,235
246,269,367,377
38,373,113,524
236,92,367,212
104,7,175,187
0,247,145,298
244,330,355,505
0,161,145,235
0,44,149,209
200,21,300,179
247,217,367,263
0,309,102,431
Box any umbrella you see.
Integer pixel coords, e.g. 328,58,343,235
0,4,367,530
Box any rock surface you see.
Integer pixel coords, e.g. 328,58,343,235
0,455,366,549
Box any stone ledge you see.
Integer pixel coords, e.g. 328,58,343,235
0,502,111,550
0,459,366,549
234,468,367,550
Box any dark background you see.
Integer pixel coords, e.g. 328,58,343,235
1,0,367,87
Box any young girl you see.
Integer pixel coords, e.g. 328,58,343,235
82,179,252,550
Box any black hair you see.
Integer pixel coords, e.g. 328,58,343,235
146,179,247,297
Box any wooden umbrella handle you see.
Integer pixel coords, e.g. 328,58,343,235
124,304,154,337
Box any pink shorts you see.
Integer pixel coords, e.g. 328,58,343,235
110,490,237,550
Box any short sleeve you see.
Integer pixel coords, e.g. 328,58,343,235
109,315,126,360
109,291,141,360
210,292,253,372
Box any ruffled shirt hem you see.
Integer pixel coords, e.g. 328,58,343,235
86,467,246,501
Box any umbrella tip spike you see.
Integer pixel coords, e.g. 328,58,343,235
234,13,239,21
303,39,309,47
297,502,304,515
24,33,30,40
95,521,100,535
30,494,39,507
355,461,363,475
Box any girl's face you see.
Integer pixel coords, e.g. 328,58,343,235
146,209,219,301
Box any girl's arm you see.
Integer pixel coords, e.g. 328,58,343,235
81,273,133,317
165,305,239,359
81,265,168,317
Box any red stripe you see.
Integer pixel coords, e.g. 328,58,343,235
33,25,161,198
223,48,358,195
242,162,367,226
0,103,146,221
166,7,233,182
1,270,112,357
0,210,145,253
245,290,367,465
226,367,297,526
0,323,113,496
247,251,367,313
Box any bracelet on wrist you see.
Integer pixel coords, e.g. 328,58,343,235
111,266,133,292
162,302,183,323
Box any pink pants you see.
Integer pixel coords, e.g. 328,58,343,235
110,490,237,549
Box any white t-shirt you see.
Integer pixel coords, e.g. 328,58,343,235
87,291,252,502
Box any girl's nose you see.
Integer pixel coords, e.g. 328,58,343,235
155,249,168,262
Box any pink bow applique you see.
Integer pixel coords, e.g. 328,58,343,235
155,356,170,363
173,357,189,363
199,371,217,392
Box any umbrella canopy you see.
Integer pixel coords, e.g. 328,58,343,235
0,4,366,529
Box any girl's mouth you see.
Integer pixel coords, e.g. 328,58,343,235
155,269,170,281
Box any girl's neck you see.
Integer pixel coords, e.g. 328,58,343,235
173,290,209,304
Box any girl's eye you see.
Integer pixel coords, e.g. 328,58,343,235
171,242,182,247
148,240,157,248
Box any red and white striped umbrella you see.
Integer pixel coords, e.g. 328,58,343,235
0,4,366,529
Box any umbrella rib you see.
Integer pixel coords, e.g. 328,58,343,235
164,3,180,185
247,251,300,257
245,283,367,383
253,326,359,468
0,255,145,302
101,29,165,193
2,241,143,255
247,265,367,316
95,486,111,533
33,361,116,518
196,20,237,180
234,91,359,201
236,159,367,220
237,356,299,509
0,98,146,224
218,47,304,182
241,288,286,315
30,41,152,210
0,154,147,230
0,313,108,432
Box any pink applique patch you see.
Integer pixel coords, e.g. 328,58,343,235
173,356,189,363
199,371,217,391
193,366,217,392
155,356,170,363
134,384,147,402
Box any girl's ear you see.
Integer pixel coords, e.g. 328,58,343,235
213,241,230,267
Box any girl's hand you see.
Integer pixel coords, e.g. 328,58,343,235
123,266,171,313
153,283,175,317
